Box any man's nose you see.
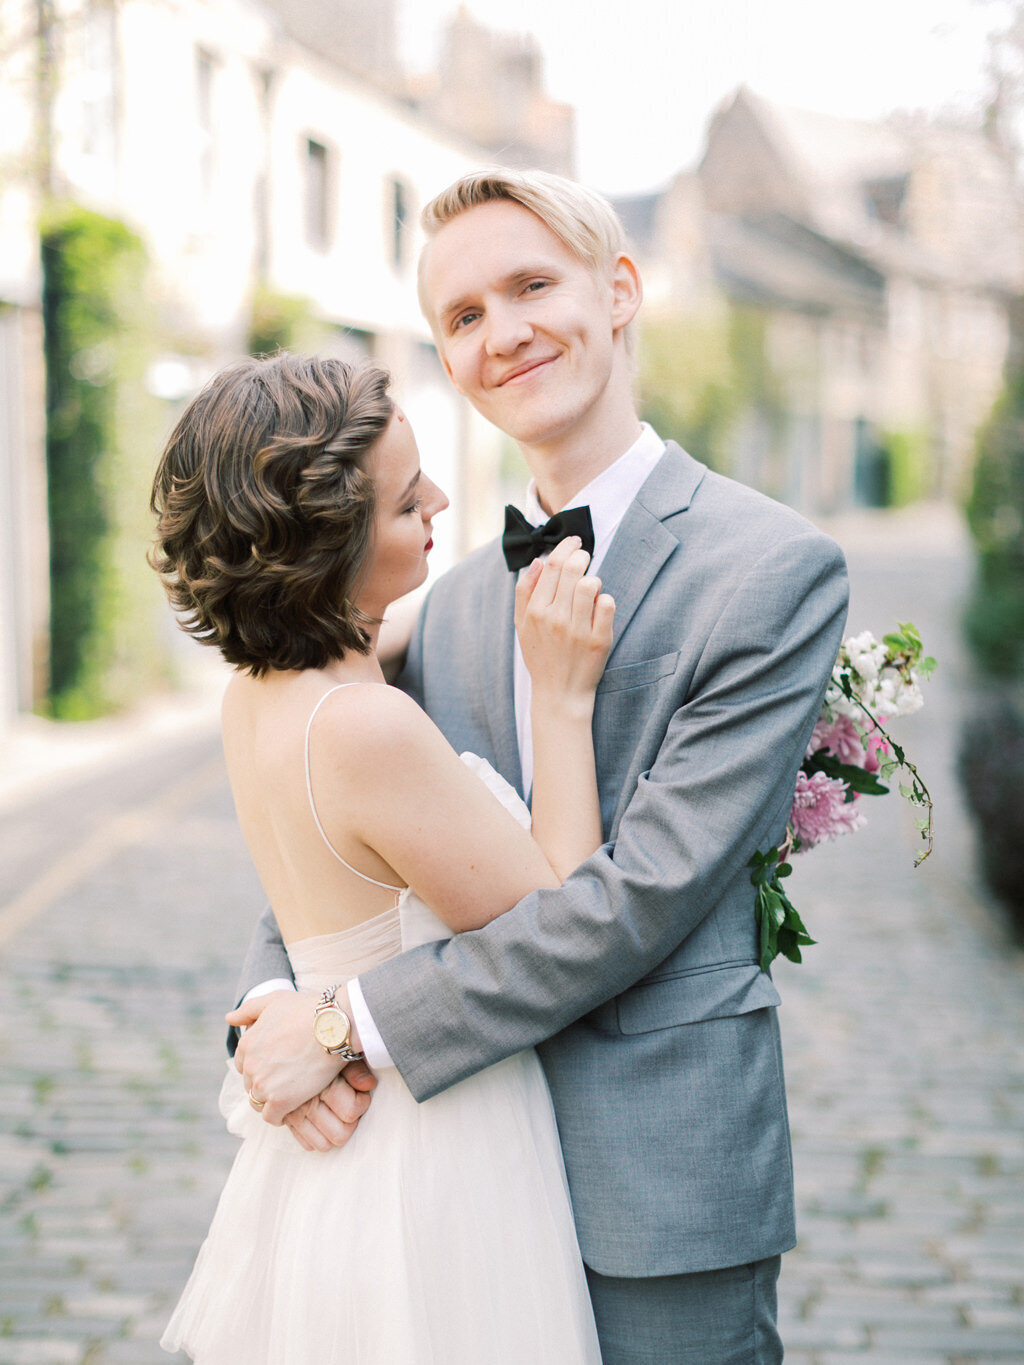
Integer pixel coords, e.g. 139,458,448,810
483,304,532,356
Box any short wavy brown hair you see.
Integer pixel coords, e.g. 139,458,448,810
150,353,393,675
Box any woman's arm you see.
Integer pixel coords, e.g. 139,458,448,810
515,539,615,879
306,542,612,931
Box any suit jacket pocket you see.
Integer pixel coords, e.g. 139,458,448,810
597,649,680,695
615,961,782,1035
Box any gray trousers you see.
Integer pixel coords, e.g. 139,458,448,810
585,1255,782,1364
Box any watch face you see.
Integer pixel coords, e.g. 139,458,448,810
314,1008,349,1050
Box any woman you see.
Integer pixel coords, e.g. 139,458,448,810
151,354,614,1363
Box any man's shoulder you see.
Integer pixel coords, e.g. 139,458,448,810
660,444,844,566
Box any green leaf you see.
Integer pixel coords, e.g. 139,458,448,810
804,751,889,796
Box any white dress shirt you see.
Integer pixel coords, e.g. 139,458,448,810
349,424,666,1068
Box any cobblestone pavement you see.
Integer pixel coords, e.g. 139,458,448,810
0,507,1021,1364
775,510,1024,1364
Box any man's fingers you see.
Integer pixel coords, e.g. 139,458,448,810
225,996,270,1029
320,1075,375,1126
340,1059,378,1093
284,1108,332,1153
284,1122,314,1152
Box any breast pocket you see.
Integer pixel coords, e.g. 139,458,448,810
597,649,680,695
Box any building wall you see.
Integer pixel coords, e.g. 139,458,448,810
0,0,522,729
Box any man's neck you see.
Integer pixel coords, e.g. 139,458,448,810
525,408,644,515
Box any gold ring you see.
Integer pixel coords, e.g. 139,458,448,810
247,1086,266,1112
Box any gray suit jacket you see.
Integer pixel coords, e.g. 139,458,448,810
239,443,849,1278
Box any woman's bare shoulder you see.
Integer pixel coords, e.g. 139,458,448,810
311,683,442,769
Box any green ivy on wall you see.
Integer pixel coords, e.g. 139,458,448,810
964,369,1024,679
41,203,167,718
247,286,319,357
638,304,785,480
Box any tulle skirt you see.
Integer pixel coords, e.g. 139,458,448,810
161,1051,601,1363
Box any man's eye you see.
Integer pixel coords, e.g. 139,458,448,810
453,311,480,331
524,280,548,293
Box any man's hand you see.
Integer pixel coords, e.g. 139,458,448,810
227,989,349,1126
281,1065,378,1151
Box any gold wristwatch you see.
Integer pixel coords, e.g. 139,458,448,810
313,986,366,1061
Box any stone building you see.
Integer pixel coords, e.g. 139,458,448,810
0,0,563,728
619,87,1024,515
409,6,575,177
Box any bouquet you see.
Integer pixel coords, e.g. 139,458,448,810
752,622,936,971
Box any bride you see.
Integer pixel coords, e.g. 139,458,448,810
150,353,613,1362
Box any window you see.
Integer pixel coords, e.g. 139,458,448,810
305,139,331,251
196,48,216,202
388,177,410,269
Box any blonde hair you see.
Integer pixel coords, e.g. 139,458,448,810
420,168,627,272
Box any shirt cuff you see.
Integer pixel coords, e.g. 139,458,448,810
348,977,395,1070
242,978,296,1003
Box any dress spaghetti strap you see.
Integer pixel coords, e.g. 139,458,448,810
304,685,404,895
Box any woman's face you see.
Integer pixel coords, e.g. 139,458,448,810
356,409,448,619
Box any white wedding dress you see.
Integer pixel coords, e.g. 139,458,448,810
161,727,601,1364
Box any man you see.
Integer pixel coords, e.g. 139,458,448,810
233,168,848,1362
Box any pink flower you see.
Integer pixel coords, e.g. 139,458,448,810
863,722,890,775
790,771,867,850
807,715,865,766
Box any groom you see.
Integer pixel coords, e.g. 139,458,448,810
234,168,848,1362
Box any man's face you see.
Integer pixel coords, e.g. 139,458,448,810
420,199,632,450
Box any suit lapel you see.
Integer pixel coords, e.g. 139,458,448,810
467,444,704,794
598,443,706,655
475,549,524,794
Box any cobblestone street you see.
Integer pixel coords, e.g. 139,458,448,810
1,507,1022,1364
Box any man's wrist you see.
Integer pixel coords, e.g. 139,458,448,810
312,984,365,1061
348,977,395,1069
242,978,296,1005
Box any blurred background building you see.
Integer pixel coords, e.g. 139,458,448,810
0,0,572,728
618,86,1024,519
1,0,1022,739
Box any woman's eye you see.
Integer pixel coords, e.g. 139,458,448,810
404,499,423,514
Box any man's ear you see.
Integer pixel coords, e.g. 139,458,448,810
436,344,459,391
610,253,642,333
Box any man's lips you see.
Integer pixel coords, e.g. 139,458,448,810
497,356,557,386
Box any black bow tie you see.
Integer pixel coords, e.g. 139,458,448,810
501,504,596,573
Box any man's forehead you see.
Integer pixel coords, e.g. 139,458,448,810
421,202,576,307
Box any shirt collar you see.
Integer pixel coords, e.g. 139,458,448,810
523,424,666,567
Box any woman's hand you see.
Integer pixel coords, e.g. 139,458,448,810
514,536,615,709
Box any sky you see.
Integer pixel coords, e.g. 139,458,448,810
397,0,1012,195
